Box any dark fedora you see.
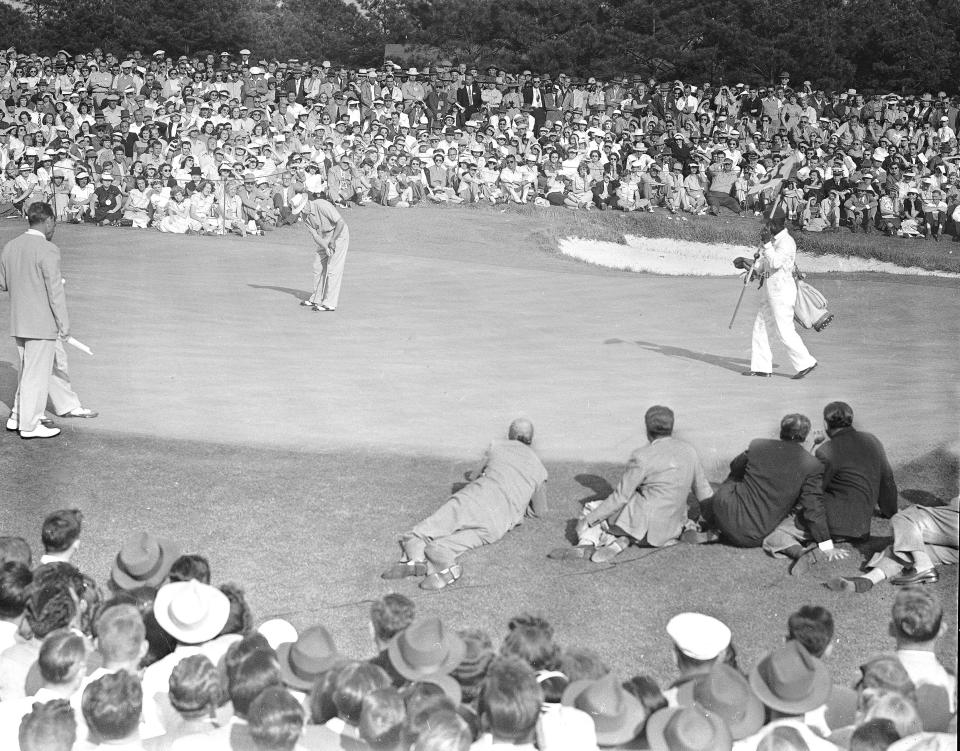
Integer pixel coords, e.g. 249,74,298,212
749,641,831,715
111,532,181,590
646,705,732,751
561,674,647,746
277,625,343,691
677,664,764,739
387,616,465,681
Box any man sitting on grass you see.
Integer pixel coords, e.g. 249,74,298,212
381,418,547,591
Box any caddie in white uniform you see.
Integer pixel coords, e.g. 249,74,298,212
735,217,818,380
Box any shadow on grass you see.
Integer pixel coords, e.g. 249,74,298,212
606,338,784,376
247,284,311,302
0,360,17,409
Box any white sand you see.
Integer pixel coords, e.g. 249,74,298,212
558,234,960,278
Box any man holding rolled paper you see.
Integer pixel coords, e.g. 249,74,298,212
0,201,97,439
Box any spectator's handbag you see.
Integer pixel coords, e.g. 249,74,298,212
793,266,834,332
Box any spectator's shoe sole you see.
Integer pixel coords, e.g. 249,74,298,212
679,529,720,545
825,576,873,593
419,564,462,591
547,544,596,560
380,562,427,580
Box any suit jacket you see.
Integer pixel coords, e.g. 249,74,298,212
0,230,69,340
815,427,897,538
456,82,482,111
714,438,827,547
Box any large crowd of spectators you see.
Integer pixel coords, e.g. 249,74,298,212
0,509,955,750
1,47,959,241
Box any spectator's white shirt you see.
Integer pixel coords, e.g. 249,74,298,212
936,125,955,142
896,649,957,712
0,620,19,654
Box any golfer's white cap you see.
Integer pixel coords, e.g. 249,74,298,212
667,613,731,660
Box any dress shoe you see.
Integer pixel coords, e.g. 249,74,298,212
741,371,772,377
679,529,720,545
825,576,874,593
313,304,335,312
591,537,630,563
792,363,818,380
547,544,596,560
419,564,462,591
20,424,61,439
380,561,427,580
891,568,939,586
58,407,98,418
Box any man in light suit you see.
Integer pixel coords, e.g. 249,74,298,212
0,202,97,439
548,405,714,563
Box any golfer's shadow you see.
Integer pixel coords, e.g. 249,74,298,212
247,284,312,302
606,338,784,375
0,360,17,411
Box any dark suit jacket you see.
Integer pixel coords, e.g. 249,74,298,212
0,231,70,340
282,76,307,103
815,427,897,538
456,82,482,111
714,438,827,547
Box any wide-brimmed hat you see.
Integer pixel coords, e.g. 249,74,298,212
153,580,230,644
676,665,764,740
387,616,466,680
111,532,181,589
646,705,732,751
561,674,647,746
749,642,831,714
276,625,343,691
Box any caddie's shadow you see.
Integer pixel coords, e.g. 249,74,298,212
564,474,615,544
247,284,312,302
606,338,784,375
0,360,17,411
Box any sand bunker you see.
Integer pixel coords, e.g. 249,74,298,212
559,234,960,278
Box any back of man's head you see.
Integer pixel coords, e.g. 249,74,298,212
891,585,942,644
507,418,534,445
558,646,609,682
248,686,305,751
167,554,211,585
25,582,77,640
779,413,811,442
822,401,854,431
412,708,471,751
370,593,415,646
38,629,87,686
19,699,77,751
81,671,142,743
169,653,223,718
849,718,900,751
645,405,674,439
501,613,558,671
96,603,146,666
478,656,543,743
863,691,923,738
334,662,392,725
27,201,55,228
787,605,834,658
359,687,406,750
230,649,282,719
41,509,83,555
0,560,33,620
224,632,273,685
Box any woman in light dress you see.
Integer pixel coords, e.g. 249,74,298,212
158,186,192,234
188,180,219,234
122,176,153,228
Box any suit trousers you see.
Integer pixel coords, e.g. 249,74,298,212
11,338,81,430
750,281,817,374
400,497,494,573
868,504,959,576
309,234,349,310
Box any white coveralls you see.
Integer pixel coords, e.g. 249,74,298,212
750,228,817,374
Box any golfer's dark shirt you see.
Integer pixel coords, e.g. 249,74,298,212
715,438,828,547
815,427,897,538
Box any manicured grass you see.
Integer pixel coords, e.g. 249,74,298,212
1,428,956,689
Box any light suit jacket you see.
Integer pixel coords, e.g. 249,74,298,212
0,230,69,339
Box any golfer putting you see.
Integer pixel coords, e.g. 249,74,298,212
381,418,548,591
733,217,818,380
301,181,349,313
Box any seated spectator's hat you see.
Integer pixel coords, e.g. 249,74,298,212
562,674,646,746
856,181,874,193
153,49,165,57
276,625,344,691
676,665,763,740
387,616,466,680
111,532,182,589
75,171,89,180
921,93,933,102
239,49,251,56
749,642,831,714
646,705,732,751
666,613,730,661
154,580,230,644
18,162,31,172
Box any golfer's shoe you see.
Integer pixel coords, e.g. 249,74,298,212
419,564,462,591
547,544,596,560
813,314,834,332
7,416,54,431
741,371,772,377
313,304,335,312
380,561,427,580
299,299,315,307
19,424,61,439
792,362,819,380
58,407,98,419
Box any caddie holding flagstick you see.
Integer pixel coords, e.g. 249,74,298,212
733,216,818,380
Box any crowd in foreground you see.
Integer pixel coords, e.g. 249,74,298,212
0,47,959,239
0,475,957,750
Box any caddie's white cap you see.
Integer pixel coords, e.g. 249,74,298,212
666,613,731,660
